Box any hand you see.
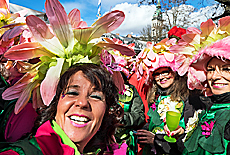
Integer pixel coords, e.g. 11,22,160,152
135,129,155,144
164,124,184,137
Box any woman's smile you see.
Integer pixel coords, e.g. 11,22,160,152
207,58,230,95
69,114,91,127
212,82,228,89
153,67,175,89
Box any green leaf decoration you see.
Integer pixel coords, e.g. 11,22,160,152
33,71,45,81
49,61,57,68
78,56,92,63
40,56,53,62
38,62,50,74
118,87,133,103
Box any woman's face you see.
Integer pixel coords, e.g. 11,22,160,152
207,58,230,95
55,71,106,152
153,67,175,89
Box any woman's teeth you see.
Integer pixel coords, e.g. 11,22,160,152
213,84,226,86
69,115,90,124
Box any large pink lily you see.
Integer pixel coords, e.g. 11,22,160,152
68,8,87,29
3,0,135,114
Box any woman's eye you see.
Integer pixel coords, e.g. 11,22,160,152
90,94,103,101
154,73,160,76
66,91,79,96
222,67,230,72
207,68,215,72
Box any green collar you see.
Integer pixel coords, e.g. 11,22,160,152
51,120,81,155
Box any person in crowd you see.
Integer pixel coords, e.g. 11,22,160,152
0,63,127,155
115,72,145,155
135,54,190,155
182,36,230,155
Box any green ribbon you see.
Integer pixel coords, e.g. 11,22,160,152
128,131,135,155
51,120,81,155
201,103,230,121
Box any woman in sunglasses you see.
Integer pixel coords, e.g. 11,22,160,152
136,54,190,155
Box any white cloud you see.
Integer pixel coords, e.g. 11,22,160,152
108,2,224,36
101,0,137,8
60,0,224,37
110,3,156,36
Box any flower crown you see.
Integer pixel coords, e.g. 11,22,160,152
170,16,230,91
131,37,181,83
2,0,135,114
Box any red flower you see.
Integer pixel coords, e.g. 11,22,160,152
168,26,186,39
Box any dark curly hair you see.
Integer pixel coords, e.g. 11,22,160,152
35,63,123,154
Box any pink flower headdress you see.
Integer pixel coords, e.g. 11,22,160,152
100,38,135,91
178,16,230,92
2,0,135,114
132,37,181,84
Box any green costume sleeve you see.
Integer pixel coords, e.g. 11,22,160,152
184,104,230,154
122,85,145,128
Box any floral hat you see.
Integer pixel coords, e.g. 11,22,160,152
189,36,230,92
132,37,182,83
100,38,135,91
2,0,135,114
172,16,230,91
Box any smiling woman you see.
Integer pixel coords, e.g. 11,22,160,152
0,63,125,155
182,36,230,155
206,58,230,95
136,54,190,155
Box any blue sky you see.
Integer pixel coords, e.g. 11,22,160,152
10,0,99,26
9,0,221,36
10,0,131,24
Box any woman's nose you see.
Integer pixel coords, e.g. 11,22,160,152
211,69,222,79
158,74,165,79
75,96,90,109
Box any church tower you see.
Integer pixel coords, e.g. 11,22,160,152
151,0,163,43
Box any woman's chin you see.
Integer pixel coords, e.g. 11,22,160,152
211,88,230,95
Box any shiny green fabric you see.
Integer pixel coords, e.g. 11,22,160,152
183,103,230,154
116,84,145,155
